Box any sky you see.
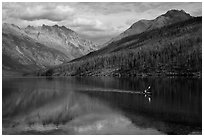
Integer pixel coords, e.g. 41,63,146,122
2,2,202,45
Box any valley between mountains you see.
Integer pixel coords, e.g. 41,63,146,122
2,10,202,77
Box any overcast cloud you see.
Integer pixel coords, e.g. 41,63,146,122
2,2,202,45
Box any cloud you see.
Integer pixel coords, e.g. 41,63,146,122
59,17,114,35
63,17,121,44
71,18,110,32
191,9,202,16
21,5,73,21
75,2,133,15
4,3,74,21
70,18,101,28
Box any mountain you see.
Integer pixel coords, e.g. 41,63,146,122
3,23,69,75
24,24,97,59
38,11,201,77
68,10,196,62
2,23,98,76
103,9,192,47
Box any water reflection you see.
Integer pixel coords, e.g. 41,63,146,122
146,96,151,103
2,77,202,135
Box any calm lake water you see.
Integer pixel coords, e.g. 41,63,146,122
2,77,202,135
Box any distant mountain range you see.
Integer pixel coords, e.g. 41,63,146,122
2,23,97,76
37,10,201,77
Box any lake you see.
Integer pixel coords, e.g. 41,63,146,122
2,76,202,135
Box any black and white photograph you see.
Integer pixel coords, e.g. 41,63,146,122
2,1,202,135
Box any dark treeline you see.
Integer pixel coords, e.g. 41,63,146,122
38,17,202,77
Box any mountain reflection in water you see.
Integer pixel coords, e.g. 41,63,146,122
2,77,202,135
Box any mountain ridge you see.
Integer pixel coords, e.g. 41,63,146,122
23,24,98,59
102,9,192,48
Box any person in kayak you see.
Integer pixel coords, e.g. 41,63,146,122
143,86,151,94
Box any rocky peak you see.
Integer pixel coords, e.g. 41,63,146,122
11,24,21,29
38,24,74,34
3,23,20,30
53,24,59,27
41,24,52,31
42,24,47,27
60,25,74,33
25,25,35,30
2,23,24,37
161,9,191,19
